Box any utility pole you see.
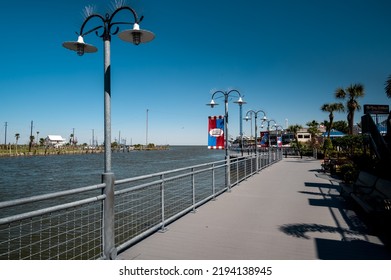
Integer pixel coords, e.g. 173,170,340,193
146,109,149,146
4,122,7,146
29,120,33,152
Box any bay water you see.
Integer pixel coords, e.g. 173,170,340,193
0,146,224,202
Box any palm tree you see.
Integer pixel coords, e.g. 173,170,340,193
332,120,349,134
385,74,391,98
335,84,365,135
306,120,320,137
15,133,20,155
29,135,34,152
70,133,74,145
306,120,320,149
321,103,344,138
288,124,303,158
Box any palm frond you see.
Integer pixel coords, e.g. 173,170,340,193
385,74,391,98
335,87,346,99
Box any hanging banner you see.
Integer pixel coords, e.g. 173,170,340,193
260,131,269,147
277,136,282,148
208,116,225,149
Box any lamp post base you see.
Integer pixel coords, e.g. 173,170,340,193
102,172,116,259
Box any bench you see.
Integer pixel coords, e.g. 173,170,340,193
347,172,391,213
340,171,377,197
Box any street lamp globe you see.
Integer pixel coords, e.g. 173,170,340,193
234,96,246,105
62,36,98,56
206,99,218,108
118,23,155,45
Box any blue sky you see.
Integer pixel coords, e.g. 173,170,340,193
1,0,390,146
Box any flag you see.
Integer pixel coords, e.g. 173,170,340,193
208,116,225,149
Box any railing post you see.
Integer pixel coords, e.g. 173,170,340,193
226,157,231,192
160,174,167,232
236,157,239,184
259,151,262,169
251,155,253,174
212,163,216,200
192,168,197,212
258,153,260,171
268,148,271,166
102,172,116,260
244,157,247,179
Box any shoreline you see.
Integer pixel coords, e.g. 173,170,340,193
0,145,170,158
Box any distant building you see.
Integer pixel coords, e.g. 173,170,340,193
45,135,66,147
296,129,311,143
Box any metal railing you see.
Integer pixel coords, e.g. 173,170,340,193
0,149,282,260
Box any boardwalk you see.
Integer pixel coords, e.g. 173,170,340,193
117,157,391,260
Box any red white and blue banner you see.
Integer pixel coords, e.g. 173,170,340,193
208,116,225,149
277,136,282,147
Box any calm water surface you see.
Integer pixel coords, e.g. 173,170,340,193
0,146,224,202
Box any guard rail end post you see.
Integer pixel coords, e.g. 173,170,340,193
102,172,116,260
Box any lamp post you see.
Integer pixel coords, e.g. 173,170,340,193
234,97,246,155
261,118,276,163
272,124,284,149
261,118,276,147
63,5,154,260
207,89,244,191
274,124,283,138
245,110,266,170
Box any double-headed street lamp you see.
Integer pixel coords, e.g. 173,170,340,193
245,109,266,169
245,110,266,152
63,6,154,174
261,118,276,163
63,5,154,260
206,90,245,158
272,124,284,146
207,89,245,191
261,118,276,148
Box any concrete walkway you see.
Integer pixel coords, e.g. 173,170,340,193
117,157,391,260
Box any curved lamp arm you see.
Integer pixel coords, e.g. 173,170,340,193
208,89,244,108
245,109,266,120
63,5,154,56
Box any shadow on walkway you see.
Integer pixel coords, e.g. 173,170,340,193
279,171,391,260
315,238,391,260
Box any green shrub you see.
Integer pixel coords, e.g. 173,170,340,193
339,163,358,184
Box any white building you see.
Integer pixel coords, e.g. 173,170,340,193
296,129,311,143
45,135,66,147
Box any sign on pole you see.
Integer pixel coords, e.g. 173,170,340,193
208,116,224,149
260,131,269,147
277,136,282,147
